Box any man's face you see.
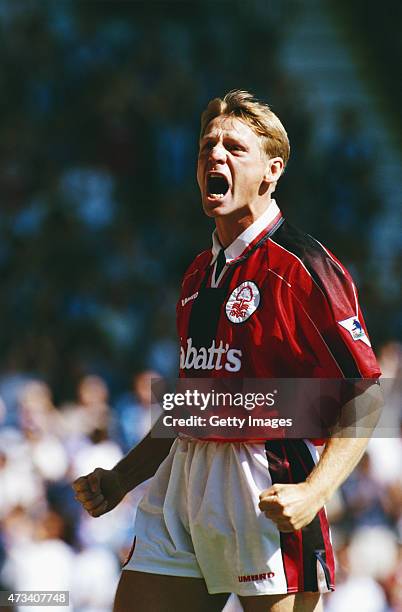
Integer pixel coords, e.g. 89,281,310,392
197,115,269,219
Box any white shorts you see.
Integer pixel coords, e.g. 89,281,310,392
124,437,335,596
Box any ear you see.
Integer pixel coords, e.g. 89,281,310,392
263,157,284,183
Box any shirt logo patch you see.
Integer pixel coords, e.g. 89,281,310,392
337,316,371,347
226,281,260,324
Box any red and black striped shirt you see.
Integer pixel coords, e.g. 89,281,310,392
177,201,380,381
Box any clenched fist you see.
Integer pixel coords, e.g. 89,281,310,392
72,467,127,517
259,482,323,532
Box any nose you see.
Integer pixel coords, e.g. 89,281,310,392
209,142,226,164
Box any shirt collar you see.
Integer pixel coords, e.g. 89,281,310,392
211,199,281,264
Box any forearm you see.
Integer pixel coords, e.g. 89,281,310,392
114,430,173,494
306,436,369,506
306,382,383,505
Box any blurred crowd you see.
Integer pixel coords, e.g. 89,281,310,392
0,369,157,611
0,1,401,611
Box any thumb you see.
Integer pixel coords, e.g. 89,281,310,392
259,485,276,500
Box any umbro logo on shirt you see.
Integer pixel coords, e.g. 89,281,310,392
181,292,199,307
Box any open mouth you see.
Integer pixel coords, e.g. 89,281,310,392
206,173,230,199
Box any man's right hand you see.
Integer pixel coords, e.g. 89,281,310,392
72,468,127,517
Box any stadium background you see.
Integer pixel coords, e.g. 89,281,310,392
0,1,401,610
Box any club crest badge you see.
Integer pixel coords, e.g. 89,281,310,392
337,316,371,347
226,281,260,324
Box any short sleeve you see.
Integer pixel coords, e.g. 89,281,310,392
298,245,381,379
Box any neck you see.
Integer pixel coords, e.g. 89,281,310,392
215,197,273,248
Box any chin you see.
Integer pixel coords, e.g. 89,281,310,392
202,196,233,218
203,204,230,218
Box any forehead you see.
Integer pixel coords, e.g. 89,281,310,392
202,115,261,145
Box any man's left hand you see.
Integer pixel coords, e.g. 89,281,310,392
259,482,323,532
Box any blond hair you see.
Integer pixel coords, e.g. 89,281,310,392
200,89,290,167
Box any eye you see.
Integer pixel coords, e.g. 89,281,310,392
199,141,213,154
227,143,244,152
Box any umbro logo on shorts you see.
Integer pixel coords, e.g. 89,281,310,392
238,572,275,582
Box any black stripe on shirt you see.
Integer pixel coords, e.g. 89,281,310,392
272,222,362,378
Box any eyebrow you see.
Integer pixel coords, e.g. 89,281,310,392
200,133,248,146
